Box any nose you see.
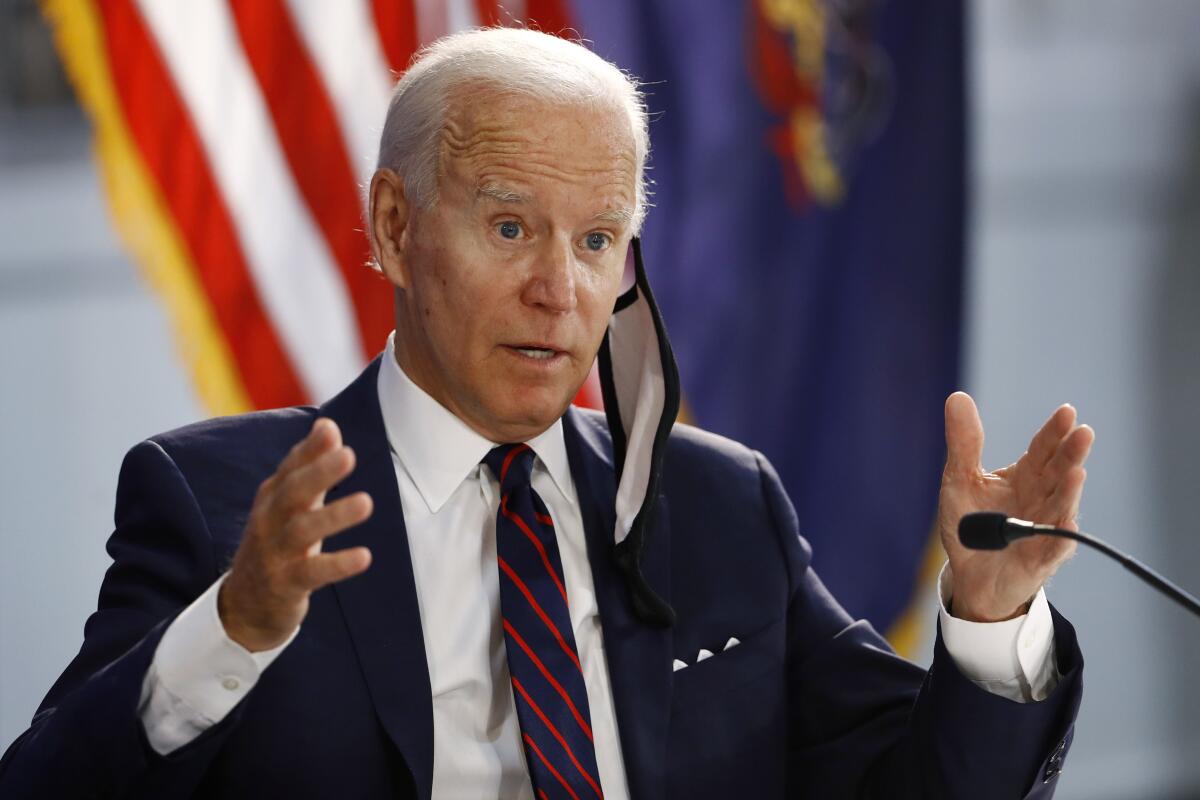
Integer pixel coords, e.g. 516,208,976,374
522,236,577,313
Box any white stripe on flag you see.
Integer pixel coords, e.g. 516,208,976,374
413,0,448,42
413,0,481,42
135,0,364,400
283,0,395,197
445,0,480,33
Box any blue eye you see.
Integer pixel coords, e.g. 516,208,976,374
497,221,521,240
585,232,611,252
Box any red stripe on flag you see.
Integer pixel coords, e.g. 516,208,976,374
572,382,602,410
523,733,582,800
371,0,418,75
229,0,392,361
512,677,604,798
524,0,573,35
503,618,593,741
474,0,501,27
99,0,306,408
498,556,582,673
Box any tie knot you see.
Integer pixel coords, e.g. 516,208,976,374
483,443,535,488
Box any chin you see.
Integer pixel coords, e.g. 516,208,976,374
486,386,574,440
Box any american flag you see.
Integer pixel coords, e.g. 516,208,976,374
42,0,592,415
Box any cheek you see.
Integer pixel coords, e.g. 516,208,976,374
577,259,625,327
424,268,515,358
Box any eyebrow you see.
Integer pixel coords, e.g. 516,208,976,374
593,207,634,227
476,183,527,203
476,182,634,227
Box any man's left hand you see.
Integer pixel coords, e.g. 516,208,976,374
937,392,1095,623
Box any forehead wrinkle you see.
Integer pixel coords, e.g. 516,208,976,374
440,105,638,207
441,117,537,159
480,157,634,186
443,146,636,210
450,135,636,179
460,158,636,216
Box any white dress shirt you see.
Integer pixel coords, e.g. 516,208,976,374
138,331,1060,791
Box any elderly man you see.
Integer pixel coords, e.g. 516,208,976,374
0,27,1090,799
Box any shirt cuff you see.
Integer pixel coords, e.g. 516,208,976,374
937,563,1059,702
138,572,298,754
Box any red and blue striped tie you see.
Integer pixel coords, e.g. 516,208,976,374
484,443,605,800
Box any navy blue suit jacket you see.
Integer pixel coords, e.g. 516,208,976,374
0,358,1082,798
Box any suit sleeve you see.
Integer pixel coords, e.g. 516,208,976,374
753,452,1083,800
0,440,250,798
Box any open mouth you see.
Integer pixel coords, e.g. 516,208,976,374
515,347,557,360
505,344,564,362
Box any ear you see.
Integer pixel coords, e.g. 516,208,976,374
369,168,412,289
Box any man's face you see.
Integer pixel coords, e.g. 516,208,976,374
379,91,637,443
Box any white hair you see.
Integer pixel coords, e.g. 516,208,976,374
375,27,650,232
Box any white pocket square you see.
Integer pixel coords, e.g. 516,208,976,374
675,636,742,671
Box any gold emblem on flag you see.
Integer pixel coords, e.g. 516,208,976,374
751,0,891,208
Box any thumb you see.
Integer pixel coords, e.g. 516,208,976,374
944,391,984,478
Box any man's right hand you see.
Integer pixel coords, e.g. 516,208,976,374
218,417,374,652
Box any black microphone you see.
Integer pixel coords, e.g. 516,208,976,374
958,511,1200,619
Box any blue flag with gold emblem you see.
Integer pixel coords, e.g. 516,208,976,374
575,0,965,634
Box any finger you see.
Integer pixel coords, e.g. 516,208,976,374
1045,465,1087,526
1025,404,1076,469
1043,424,1095,483
292,547,373,592
282,492,374,551
276,418,342,477
944,392,984,478
269,445,357,522
257,419,342,511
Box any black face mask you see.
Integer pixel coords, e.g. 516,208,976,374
598,237,680,628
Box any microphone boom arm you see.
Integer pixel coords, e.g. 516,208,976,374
1043,527,1200,619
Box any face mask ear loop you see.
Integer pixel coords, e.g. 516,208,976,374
598,237,679,628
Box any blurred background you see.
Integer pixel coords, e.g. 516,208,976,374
1,1,1198,797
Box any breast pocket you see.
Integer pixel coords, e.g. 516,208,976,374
670,615,786,713
666,615,789,796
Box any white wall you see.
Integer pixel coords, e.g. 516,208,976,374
0,110,203,750
963,1,1200,796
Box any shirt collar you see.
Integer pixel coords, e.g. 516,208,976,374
376,332,577,513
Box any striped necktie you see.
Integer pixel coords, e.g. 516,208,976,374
483,443,605,800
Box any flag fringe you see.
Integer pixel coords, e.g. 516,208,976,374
40,0,251,417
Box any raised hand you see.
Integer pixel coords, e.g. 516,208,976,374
937,392,1095,623
218,418,374,651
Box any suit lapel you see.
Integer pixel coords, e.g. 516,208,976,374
321,358,435,799
565,408,673,800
